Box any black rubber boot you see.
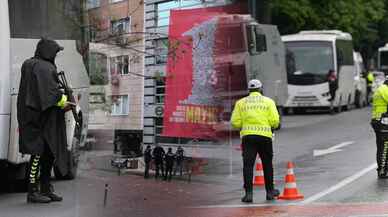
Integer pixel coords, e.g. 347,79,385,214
27,184,51,203
378,170,388,179
266,189,280,201
41,184,63,202
241,190,253,203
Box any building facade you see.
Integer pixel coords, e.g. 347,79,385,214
143,0,232,147
86,0,145,152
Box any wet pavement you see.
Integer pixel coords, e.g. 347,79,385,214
2,107,388,216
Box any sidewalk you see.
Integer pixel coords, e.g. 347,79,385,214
78,149,244,185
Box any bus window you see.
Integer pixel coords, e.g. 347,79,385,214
336,39,354,71
380,51,388,70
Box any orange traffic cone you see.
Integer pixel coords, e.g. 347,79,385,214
279,162,304,200
253,158,265,186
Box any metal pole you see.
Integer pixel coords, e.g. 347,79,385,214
228,63,233,177
103,183,108,207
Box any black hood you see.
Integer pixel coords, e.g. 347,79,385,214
34,38,64,64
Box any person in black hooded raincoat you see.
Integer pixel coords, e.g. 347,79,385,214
17,38,71,203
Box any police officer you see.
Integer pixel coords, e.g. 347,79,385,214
152,144,165,180
143,145,152,179
174,146,185,176
371,76,388,178
164,147,175,181
231,79,280,202
367,70,375,105
18,38,69,203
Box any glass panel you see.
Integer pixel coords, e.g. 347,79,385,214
111,18,130,34
110,55,129,75
381,51,388,69
122,95,129,114
155,39,169,64
111,95,128,115
157,0,203,26
285,41,334,85
156,95,164,104
87,0,100,9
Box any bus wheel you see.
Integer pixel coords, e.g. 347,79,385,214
344,95,352,111
335,104,342,113
355,90,361,108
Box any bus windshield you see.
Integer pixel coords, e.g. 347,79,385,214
285,41,334,85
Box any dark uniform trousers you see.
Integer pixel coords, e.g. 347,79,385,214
144,161,151,178
154,159,164,179
28,143,55,189
242,135,274,193
371,120,388,174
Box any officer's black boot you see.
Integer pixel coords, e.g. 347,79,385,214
41,183,63,202
241,189,253,203
27,183,51,203
266,189,280,201
378,169,388,179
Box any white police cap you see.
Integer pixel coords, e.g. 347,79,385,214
248,79,263,89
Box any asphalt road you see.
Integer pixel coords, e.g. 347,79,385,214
2,106,388,217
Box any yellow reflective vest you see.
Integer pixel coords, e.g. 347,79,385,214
231,92,279,139
367,72,374,86
372,84,388,120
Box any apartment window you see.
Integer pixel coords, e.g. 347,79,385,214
111,0,125,3
89,93,105,104
155,39,168,64
155,78,165,104
111,17,131,34
110,55,129,75
87,0,100,9
111,95,129,115
157,0,202,27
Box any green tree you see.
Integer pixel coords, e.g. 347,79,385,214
271,0,386,66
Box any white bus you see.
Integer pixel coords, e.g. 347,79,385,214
353,51,367,108
0,0,89,183
378,43,388,74
282,30,355,112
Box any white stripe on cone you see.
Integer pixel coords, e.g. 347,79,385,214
287,168,294,175
285,182,297,189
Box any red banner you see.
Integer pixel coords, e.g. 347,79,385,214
162,3,247,139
